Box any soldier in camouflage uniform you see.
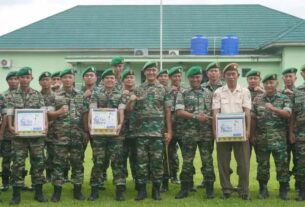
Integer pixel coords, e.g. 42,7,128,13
297,65,305,92
39,71,55,182
5,67,48,205
48,68,87,202
290,88,305,201
51,71,62,92
128,61,172,201
87,68,126,201
252,74,291,200
0,71,19,192
281,68,299,191
175,66,215,199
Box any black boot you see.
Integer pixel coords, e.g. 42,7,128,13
171,173,180,184
160,179,168,192
115,185,125,201
34,184,48,202
296,182,305,201
175,181,189,199
295,181,300,192
279,182,289,200
10,187,21,205
152,182,161,200
1,175,9,192
51,185,62,202
88,186,99,201
189,180,197,192
258,180,269,199
73,184,85,200
205,181,215,199
135,184,147,201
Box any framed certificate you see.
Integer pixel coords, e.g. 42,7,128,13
216,112,246,142
90,108,118,136
15,109,47,137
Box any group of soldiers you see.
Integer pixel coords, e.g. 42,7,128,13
0,55,305,204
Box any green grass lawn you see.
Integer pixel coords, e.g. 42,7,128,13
0,144,304,207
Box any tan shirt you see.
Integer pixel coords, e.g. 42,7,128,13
212,84,251,113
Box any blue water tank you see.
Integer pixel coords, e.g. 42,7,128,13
221,35,239,55
190,35,208,55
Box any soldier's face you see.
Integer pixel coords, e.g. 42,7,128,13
207,68,221,82
224,70,239,84
157,73,169,86
144,67,158,82
52,77,61,86
83,72,97,86
39,77,52,89
18,75,33,88
282,73,297,87
115,64,124,74
61,74,75,88
301,71,305,80
123,75,135,88
247,76,261,88
103,75,116,88
263,80,278,94
170,73,182,87
7,76,19,89
188,74,202,88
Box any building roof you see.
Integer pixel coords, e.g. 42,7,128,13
0,4,304,50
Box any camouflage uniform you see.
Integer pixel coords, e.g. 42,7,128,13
50,88,86,186
4,88,46,187
201,80,225,93
133,82,171,185
87,87,126,187
252,92,291,183
297,83,305,92
175,87,215,183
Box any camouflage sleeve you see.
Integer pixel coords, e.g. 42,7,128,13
175,91,185,111
47,94,55,112
164,88,172,108
283,95,292,113
204,89,213,112
37,92,45,109
251,96,258,118
88,90,98,110
4,92,15,116
118,93,127,110
0,94,4,115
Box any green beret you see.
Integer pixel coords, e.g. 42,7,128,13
282,67,297,75
223,63,239,73
16,67,32,77
142,61,158,71
39,71,52,81
101,68,115,79
168,66,183,77
157,69,168,77
262,74,277,83
121,69,135,81
246,70,261,78
82,66,96,77
186,66,202,78
206,62,221,72
301,65,305,72
51,71,61,78
60,68,74,77
111,56,124,66
6,71,17,81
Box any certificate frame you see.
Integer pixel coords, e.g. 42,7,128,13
216,112,246,142
90,108,118,136
14,109,46,137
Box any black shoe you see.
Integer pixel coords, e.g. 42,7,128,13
34,184,48,202
88,186,99,201
258,181,269,199
51,186,62,202
279,182,289,200
198,180,206,188
241,194,251,201
152,182,161,200
175,181,189,199
296,182,305,201
1,175,10,192
160,179,168,193
221,192,231,199
135,184,147,201
115,185,125,201
10,187,21,205
73,184,85,200
205,182,215,199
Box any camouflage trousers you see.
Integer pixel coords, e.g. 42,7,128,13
11,138,45,187
295,140,305,181
287,142,297,177
45,141,54,174
136,137,163,184
256,142,290,182
52,141,84,186
163,136,180,180
123,138,137,179
1,140,12,177
180,139,215,182
90,137,126,186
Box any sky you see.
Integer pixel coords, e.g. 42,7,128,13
0,0,305,36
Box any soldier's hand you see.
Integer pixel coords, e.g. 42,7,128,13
59,105,69,114
254,86,264,93
197,112,207,123
84,89,92,98
265,103,275,111
130,94,137,101
284,89,294,95
122,90,130,95
9,126,16,135
289,133,296,144
164,132,172,145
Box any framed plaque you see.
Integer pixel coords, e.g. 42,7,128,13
90,108,118,136
15,109,47,137
216,112,246,142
